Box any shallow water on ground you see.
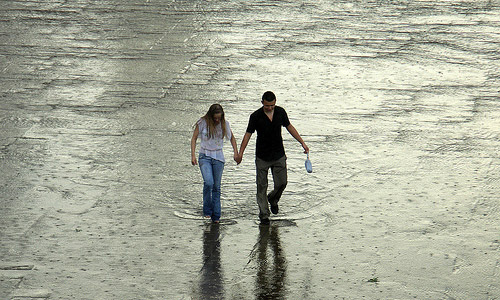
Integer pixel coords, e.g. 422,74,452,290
1,0,499,299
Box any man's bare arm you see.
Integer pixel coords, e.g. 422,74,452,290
286,124,309,154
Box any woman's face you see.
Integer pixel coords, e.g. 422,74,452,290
213,113,222,124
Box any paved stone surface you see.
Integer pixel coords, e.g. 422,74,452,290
1,0,500,299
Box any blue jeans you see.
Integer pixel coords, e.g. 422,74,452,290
199,153,224,221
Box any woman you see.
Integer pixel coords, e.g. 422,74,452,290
191,104,239,223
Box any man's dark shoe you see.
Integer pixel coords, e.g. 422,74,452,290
260,218,270,225
270,203,279,214
268,193,279,214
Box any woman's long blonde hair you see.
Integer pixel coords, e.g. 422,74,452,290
201,104,227,138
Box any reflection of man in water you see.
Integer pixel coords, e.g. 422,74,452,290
237,91,309,225
200,224,223,299
255,225,287,299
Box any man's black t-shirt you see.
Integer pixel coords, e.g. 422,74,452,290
246,106,290,161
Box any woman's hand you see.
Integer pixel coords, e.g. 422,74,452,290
191,155,198,166
234,153,241,165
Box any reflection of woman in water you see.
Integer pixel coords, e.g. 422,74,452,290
191,104,239,223
200,224,223,299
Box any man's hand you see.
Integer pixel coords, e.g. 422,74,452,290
302,143,310,154
234,153,242,165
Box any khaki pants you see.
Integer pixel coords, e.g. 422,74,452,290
255,156,287,220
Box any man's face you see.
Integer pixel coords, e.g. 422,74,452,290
262,100,276,113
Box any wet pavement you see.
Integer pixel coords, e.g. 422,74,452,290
1,0,500,299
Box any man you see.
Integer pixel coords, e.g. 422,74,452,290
237,91,309,225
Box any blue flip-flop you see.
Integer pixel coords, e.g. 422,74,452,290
305,153,312,173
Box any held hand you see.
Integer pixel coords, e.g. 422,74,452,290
234,153,242,165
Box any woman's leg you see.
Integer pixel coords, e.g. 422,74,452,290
211,159,225,222
199,154,214,217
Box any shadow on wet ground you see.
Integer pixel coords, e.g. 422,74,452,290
1,0,500,299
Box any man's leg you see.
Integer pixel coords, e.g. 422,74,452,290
268,156,287,214
256,158,270,222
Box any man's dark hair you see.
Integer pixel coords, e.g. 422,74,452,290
262,91,276,102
